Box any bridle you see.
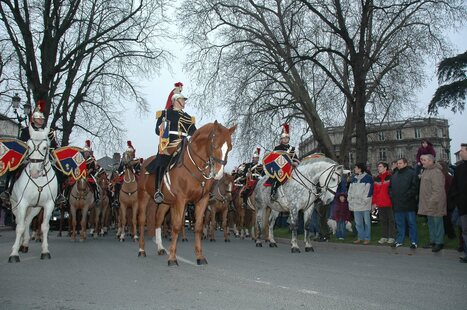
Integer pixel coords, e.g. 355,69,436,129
185,128,228,181
293,164,341,197
27,138,50,175
71,178,91,201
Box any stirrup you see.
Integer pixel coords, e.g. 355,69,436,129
0,191,11,201
56,194,67,204
154,191,164,204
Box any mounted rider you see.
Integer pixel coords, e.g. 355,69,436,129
0,99,65,204
240,147,265,208
267,123,299,200
146,82,197,203
114,141,141,204
82,140,100,203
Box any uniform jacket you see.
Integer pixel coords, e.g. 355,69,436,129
418,163,447,217
155,108,196,154
243,161,264,180
449,160,467,216
389,166,419,212
20,125,58,149
372,171,392,208
273,143,298,161
348,172,374,212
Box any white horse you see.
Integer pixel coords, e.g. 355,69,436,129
254,155,347,253
8,126,58,262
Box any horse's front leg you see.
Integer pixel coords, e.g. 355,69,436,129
9,204,28,263
119,205,126,242
137,193,149,257
222,207,229,242
21,207,42,252
267,209,279,247
132,202,139,242
153,204,169,255
80,207,89,241
40,203,55,259
193,196,209,265
255,206,264,247
303,206,315,252
168,200,187,266
289,207,300,253
70,207,77,241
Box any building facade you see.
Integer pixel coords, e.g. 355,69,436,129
299,118,451,172
0,114,21,138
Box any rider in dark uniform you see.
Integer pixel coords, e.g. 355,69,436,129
0,99,64,204
269,123,299,200
82,140,100,203
146,85,197,203
114,141,141,203
241,148,265,208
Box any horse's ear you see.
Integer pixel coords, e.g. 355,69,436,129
229,124,237,135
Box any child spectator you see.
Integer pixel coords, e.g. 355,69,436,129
332,193,351,240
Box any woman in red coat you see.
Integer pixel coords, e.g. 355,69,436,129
372,162,395,244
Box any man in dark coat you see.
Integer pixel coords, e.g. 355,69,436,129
389,157,419,248
449,143,467,263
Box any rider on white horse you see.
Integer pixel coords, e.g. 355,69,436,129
0,100,65,204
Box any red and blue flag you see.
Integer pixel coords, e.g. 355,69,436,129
0,139,28,176
53,146,86,180
262,151,293,183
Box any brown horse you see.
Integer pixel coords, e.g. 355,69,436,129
90,172,110,238
137,121,236,265
69,177,94,241
117,151,140,242
206,173,234,242
232,184,257,239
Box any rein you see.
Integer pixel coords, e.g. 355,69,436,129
292,164,339,197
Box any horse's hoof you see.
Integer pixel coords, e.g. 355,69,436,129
210,239,215,242
8,255,20,263
40,253,51,260
138,251,147,257
265,239,269,243
256,242,262,247
305,246,315,252
158,249,167,256
245,234,250,238
182,238,188,242
168,259,179,266
120,239,125,242
197,258,208,265
269,243,277,248
19,245,28,253
291,247,301,253
57,232,62,237
225,239,230,242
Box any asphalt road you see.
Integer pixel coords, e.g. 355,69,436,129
0,227,466,310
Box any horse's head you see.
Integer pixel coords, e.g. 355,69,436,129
76,176,90,193
317,163,345,205
189,121,237,180
27,126,51,179
220,173,234,200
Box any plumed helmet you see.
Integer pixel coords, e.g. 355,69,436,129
252,147,261,158
172,93,188,102
280,123,290,139
127,140,135,153
83,140,92,152
165,82,184,109
32,99,46,119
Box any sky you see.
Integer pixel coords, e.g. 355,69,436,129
86,23,467,169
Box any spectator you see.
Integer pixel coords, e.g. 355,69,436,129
391,160,398,174
389,158,419,249
418,154,446,252
438,160,456,239
449,143,467,263
372,162,395,244
415,139,436,176
332,193,351,240
348,163,374,245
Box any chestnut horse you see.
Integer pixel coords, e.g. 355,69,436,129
90,171,110,238
68,177,94,241
205,173,234,242
137,121,236,265
117,151,140,242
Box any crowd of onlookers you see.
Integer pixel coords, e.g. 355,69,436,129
319,140,467,264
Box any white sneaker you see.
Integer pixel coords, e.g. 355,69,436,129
387,238,395,244
378,238,388,244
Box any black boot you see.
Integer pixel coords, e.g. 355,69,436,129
154,167,164,203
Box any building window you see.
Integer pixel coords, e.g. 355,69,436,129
415,128,421,138
397,149,404,159
379,148,387,161
396,130,402,140
378,131,385,141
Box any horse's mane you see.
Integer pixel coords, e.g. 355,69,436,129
300,153,336,166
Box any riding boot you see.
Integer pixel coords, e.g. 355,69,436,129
242,189,249,209
270,180,279,201
0,172,14,204
154,167,165,204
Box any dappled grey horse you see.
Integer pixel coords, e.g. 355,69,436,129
254,155,348,252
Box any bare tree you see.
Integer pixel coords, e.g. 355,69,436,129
0,0,169,147
180,0,465,164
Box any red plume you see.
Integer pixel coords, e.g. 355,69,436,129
127,140,133,148
257,147,261,156
282,123,289,134
164,82,184,109
36,99,46,113
85,140,91,148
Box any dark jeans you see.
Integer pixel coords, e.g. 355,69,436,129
378,207,395,239
316,203,330,238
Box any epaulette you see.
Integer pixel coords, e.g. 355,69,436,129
191,116,196,124
156,110,164,119
48,129,55,139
